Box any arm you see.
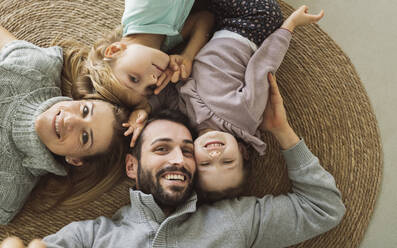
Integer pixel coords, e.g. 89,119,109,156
0,25,16,51
154,11,214,94
242,74,345,247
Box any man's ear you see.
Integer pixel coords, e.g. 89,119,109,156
104,42,126,58
125,153,138,180
65,156,84,167
238,142,250,161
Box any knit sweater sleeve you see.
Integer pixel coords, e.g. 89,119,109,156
0,40,63,88
229,140,346,247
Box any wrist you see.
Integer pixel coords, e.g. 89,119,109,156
281,18,296,33
271,126,300,150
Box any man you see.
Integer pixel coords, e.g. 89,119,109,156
2,75,345,248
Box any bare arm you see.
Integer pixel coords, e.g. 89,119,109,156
0,25,17,51
180,10,214,61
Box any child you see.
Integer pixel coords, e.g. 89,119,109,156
129,3,324,202
58,0,214,110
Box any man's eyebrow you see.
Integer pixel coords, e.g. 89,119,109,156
150,138,194,145
183,140,194,145
151,138,172,145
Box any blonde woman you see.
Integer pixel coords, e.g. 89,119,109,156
0,26,131,224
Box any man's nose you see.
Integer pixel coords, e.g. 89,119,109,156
169,148,186,165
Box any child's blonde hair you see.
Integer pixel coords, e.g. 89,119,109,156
52,26,127,106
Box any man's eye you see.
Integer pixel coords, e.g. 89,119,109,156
155,146,168,153
82,131,89,145
129,75,139,83
183,149,193,157
82,105,89,117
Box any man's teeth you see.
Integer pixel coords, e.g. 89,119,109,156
164,174,185,181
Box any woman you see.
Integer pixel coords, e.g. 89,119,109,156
0,26,130,224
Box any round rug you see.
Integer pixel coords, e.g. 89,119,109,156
0,1,383,247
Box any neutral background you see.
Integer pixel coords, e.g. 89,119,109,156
283,0,397,247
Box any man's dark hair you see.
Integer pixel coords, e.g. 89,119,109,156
131,109,197,161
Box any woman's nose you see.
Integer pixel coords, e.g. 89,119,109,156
64,114,83,130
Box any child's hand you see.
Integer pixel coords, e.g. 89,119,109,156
122,109,148,147
154,54,193,95
169,54,193,82
282,5,324,32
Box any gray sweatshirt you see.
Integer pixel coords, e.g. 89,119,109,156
43,140,346,248
0,40,70,224
149,28,292,155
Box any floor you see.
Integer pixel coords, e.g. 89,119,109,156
283,0,397,247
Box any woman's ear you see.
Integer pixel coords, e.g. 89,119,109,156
125,153,138,180
104,42,126,58
65,156,84,167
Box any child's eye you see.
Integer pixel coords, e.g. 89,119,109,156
223,160,234,164
129,75,139,83
200,161,210,166
82,105,89,117
82,131,89,145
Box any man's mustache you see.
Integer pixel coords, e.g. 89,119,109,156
156,165,192,180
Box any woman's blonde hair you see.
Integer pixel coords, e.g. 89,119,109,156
52,26,127,107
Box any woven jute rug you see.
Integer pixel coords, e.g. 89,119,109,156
0,1,383,247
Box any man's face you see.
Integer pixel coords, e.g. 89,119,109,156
130,120,196,208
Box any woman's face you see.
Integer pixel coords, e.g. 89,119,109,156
194,131,244,192
35,100,115,160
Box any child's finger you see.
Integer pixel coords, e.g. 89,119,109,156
155,74,172,94
124,126,134,136
156,73,167,87
122,122,130,127
171,70,180,83
181,64,188,79
130,127,142,148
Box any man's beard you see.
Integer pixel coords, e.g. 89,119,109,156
137,161,195,208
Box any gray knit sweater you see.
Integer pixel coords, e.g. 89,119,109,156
0,40,70,224
43,140,346,248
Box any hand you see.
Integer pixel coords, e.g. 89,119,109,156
261,73,299,149
1,237,45,248
261,73,289,133
122,109,148,147
282,5,324,32
154,54,193,95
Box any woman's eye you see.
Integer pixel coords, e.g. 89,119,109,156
82,131,89,145
129,75,139,83
223,160,234,164
82,105,89,117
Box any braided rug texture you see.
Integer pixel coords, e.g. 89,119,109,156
0,1,383,247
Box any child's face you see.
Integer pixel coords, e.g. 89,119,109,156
111,43,170,105
194,131,244,192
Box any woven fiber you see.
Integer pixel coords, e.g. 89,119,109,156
0,1,383,247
